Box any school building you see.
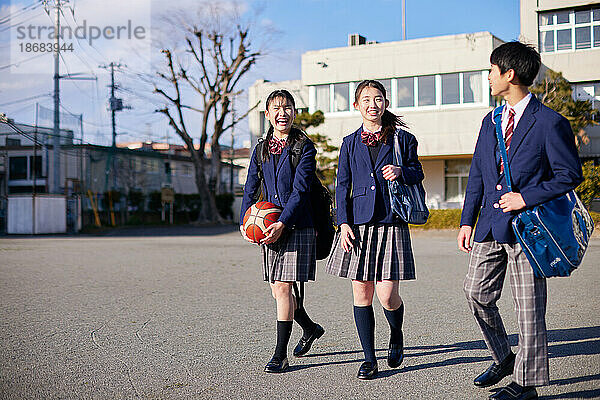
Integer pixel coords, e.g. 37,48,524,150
520,0,600,160
247,0,600,209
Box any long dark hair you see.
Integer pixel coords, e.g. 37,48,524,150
354,80,408,142
261,89,302,162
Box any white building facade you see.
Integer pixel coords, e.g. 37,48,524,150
520,0,600,160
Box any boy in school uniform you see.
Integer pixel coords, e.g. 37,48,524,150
458,42,583,400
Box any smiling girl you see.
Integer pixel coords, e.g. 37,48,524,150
240,89,324,373
326,80,424,380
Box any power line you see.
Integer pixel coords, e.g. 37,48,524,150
0,93,53,107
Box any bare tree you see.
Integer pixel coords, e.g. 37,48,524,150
153,2,262,223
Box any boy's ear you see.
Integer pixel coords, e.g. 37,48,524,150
506,69,519,85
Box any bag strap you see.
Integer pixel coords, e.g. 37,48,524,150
255,139,267,200
392,129,404,167
492,105,513,192
289,134,309,171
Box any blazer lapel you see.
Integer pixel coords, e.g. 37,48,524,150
275,146,290,175
374,134,393,169
355,128,374,172
507,96,539,162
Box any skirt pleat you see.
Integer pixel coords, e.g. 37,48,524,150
261,227,316,283
326,223,416,281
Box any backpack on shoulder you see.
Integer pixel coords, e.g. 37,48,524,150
254,134,336,260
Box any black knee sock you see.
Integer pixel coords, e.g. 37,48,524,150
353,305,376,363
274,321,293,360
294,306,317,339
383,303,404,345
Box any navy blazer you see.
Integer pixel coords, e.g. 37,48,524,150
336,127,424,226
240,139,317,228
460,96,583,244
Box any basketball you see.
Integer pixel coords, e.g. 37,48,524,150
242,201,282,243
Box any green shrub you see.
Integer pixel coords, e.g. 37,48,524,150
576,161,600,207
410,209,462,230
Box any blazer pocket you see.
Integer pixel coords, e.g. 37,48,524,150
352,187,367,198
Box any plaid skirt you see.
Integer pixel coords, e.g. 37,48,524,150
326,223,416,281
261,227,317,283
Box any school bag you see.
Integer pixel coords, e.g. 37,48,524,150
254,133,336,260
492,105,594,278
388,129,429,225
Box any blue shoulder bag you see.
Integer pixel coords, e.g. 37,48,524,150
492,106,594,278
388,129,429,225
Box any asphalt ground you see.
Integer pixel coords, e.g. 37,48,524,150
0,227,598,399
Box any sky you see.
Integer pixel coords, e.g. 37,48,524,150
0,0,521,147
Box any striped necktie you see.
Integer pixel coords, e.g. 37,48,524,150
500,108,516,174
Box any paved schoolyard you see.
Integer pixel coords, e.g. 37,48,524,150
0,227,598,399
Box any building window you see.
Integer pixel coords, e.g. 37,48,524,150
9,156,27,180
396,77,414,107
333,82,350,112
379,79,392,100
444,159,470,203
315,84,330,113
539,7,600,52
6,138,20,146
574,82,600,110
418,75,436,106
441,73,460,105
463,71,482,103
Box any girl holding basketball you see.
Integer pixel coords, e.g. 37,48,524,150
240,89,324,373
326,80,423,380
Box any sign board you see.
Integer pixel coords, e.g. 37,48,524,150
161,187,175,203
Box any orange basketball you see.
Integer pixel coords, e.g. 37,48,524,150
242,201,282,243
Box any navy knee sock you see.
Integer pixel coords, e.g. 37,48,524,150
383,303,404,345
274,321,293,360
353,305,376,363
294,306,317,339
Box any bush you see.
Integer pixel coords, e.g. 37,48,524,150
409,209,462,230
576,161,600,207
127,190,145,211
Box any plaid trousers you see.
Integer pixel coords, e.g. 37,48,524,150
463,240,549,386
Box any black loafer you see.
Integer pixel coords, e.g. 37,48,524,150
387,342,404,368
293,324,325,357
357,361,378,380
264,356,289,373
474,352,515,388
489,382,538,399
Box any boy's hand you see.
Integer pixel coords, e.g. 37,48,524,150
457,225,473,253
499,192,526,212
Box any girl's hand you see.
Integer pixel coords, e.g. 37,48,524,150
261,221,285,245
382,165,402,181
340,223,355,252
240,225,255,244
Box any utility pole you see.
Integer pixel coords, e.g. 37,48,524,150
402,0,406,40
44,0,96,194
99,62,128,191
50,0,63,194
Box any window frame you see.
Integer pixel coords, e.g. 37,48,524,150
539,7,600,53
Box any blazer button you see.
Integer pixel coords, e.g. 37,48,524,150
274,194,278,199
493,203,499,208
496,184,502,190
370,185,375,191
370,173,374,177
